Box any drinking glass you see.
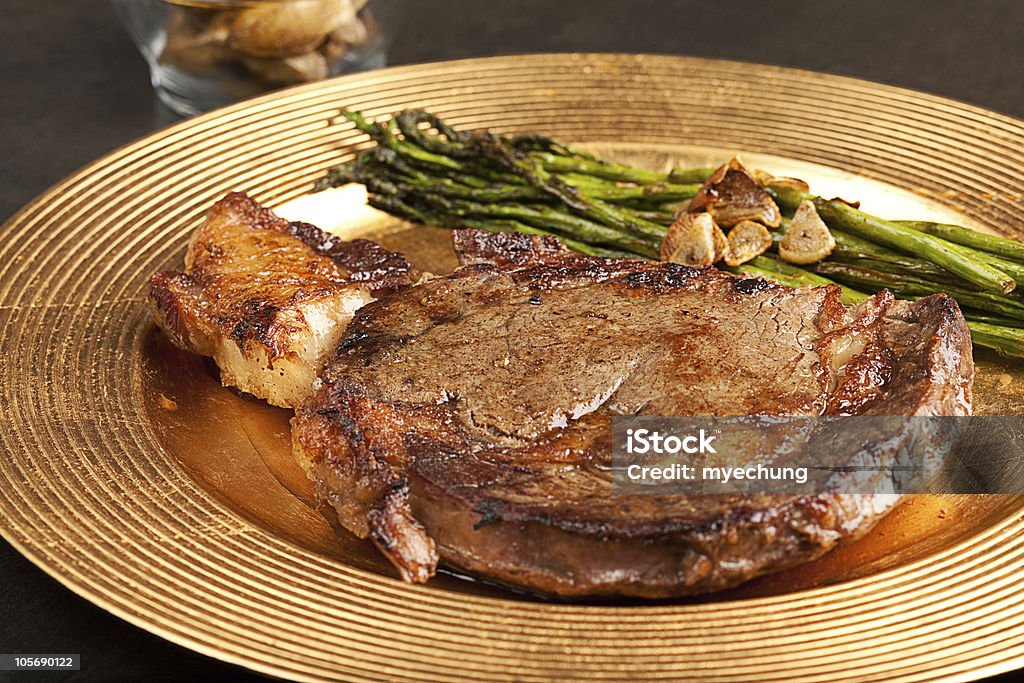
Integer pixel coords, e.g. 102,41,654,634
112,0,392,116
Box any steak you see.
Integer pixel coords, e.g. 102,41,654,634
293,230,974,597
148,192,415,407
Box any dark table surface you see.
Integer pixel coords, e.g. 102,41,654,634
3,0,1024,680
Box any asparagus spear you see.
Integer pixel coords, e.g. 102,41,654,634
555,173,701,203
962,311,1024,328
808,229,950,280
777,230,1024,323
744,258,1024,358
768,183,1017,294
416,193,661,257
830,220,1024,289
343,110,468,172
822,226,1024,292
329,112,705,205
813,262,1024,319
896,220,1024,263
629,209,679,224
531,157,714,185
473,137,670,243
965,322,1024,359
394,109,473,157
329,159,699,207
669,167,718,184
364,175,550,204
342,109,718,190
855,216,1024,287
744,256,870,305
535,154,666,184
371,109,691,188
358,176,661,255
396,109,604,165
366,193,633,257
812,198,1016,294
766,184,813,211
931,239,1024,287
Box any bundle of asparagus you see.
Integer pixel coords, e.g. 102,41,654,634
316,109,1024,358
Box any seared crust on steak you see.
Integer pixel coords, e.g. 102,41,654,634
293,230,974,597
452,229,576,268
148,192,415,407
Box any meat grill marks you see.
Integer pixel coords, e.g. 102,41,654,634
147,192,415,408
293,230,974,597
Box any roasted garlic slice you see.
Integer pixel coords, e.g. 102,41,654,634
751,169,810,194
690,157,782,229
661,213,727,267
724,220,773,266
779,200,836,264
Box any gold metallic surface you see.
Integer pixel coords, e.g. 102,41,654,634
1,54,1024,682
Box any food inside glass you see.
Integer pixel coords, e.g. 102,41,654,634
112,0,390,115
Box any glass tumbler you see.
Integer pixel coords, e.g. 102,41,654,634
111,0,392,116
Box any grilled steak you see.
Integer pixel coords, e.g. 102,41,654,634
293,230,974,597
148,192,415,407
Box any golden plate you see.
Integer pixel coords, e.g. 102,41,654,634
2,54,1024,682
